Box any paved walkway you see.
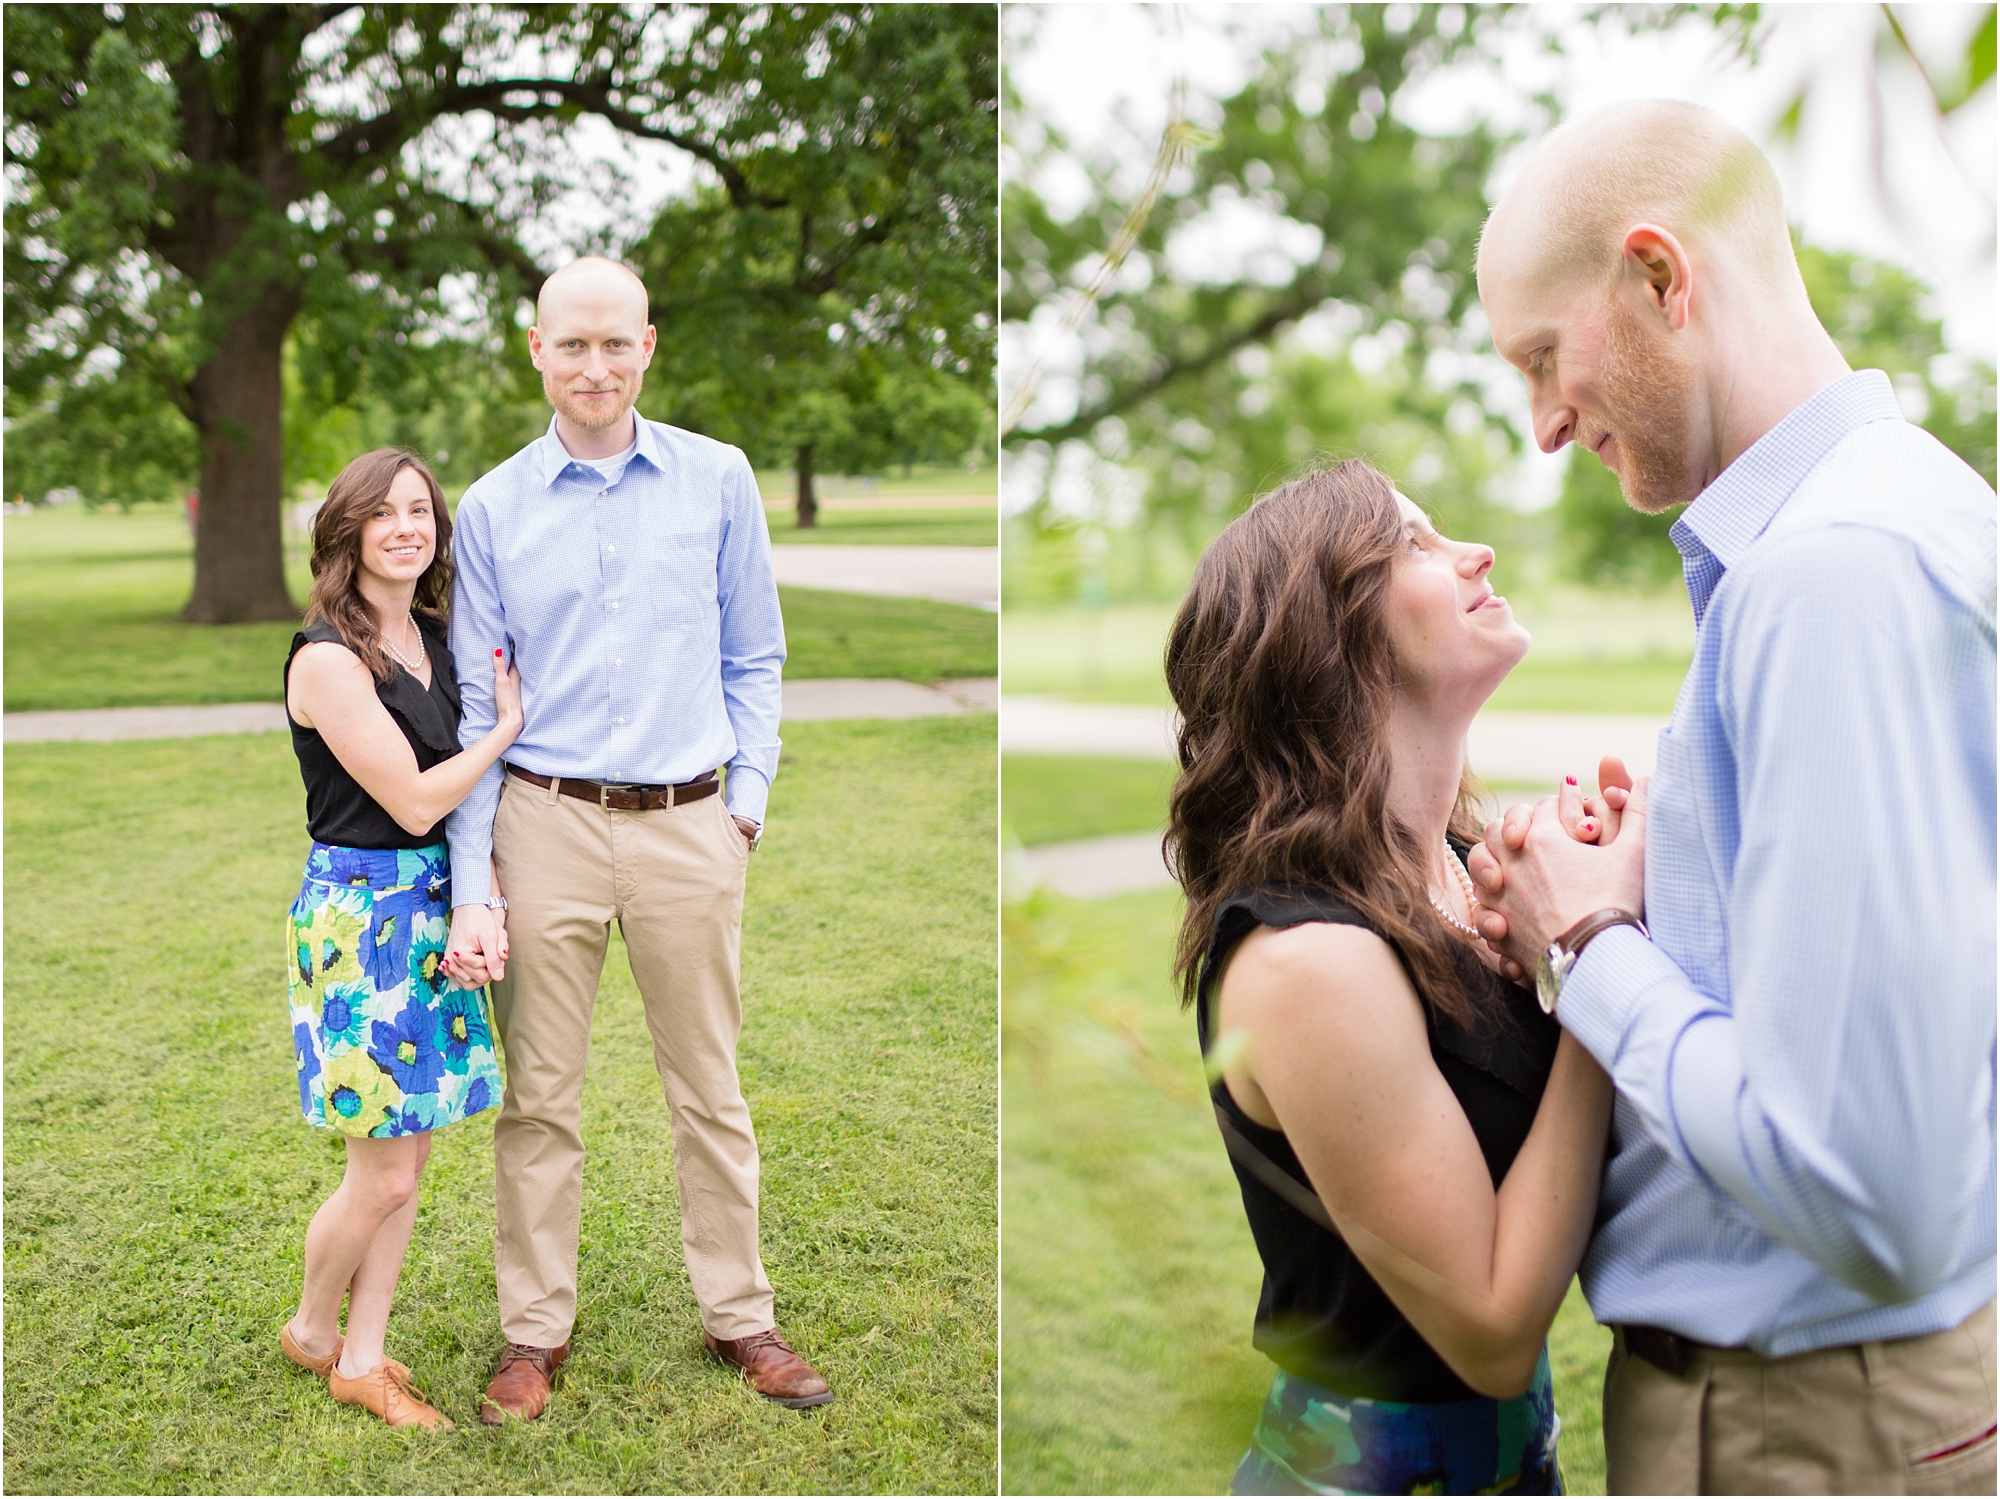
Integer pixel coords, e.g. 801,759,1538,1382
1001,695,1669,784
1006,695,1674,899
1017,831,1173,900
4,678,998,745
770,544,998,610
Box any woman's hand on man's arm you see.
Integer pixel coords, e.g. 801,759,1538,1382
288,642,523,835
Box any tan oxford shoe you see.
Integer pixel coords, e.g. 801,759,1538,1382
328,1358,454,1430
280,1320,344,1379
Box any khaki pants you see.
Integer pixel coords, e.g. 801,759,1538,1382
487,773,775,1346
1604,1301,1996,1495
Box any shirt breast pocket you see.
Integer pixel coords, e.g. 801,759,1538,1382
649,529,721,632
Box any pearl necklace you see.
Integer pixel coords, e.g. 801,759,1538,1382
383,614,427,674
1429,840,1482,940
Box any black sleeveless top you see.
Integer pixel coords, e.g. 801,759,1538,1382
284,616,462,849
1196,860,1561,1403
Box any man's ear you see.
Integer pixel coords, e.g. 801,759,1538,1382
527,325,545,371
1623,224,1693,330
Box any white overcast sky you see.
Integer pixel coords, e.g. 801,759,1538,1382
1002,3,1996,511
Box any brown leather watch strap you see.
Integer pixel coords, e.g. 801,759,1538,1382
1556,908,1648,960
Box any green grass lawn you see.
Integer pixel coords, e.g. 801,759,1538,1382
1002,882,1610,1496
755,461,997,503
1002,754,1174,848
4,716,996,1494
773,588,995,684
1002,594,1692,716
765,506,998,548
2,506,995,711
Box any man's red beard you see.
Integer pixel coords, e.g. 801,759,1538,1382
1595,297,1705,515
545,368,644,432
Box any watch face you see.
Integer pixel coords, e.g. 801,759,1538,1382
1535,945,1568,1014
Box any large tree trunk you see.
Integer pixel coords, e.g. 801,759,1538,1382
182,286,300,622
794,443,818,530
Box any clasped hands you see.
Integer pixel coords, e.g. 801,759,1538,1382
441,903,508,990
1468,755,1651,982
433,816,760,991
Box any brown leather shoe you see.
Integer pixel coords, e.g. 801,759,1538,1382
704,1327,833,1409
280,1319,344,1378
327,1358,454,1430
480,1340,570,1425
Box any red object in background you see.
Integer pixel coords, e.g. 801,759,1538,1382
185,491,200,529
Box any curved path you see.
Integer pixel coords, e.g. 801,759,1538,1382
5,678,998,745
1007,696,1672,899
770,544,997,610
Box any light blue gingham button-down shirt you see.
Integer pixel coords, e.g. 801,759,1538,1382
445,415,786,906
1561,370,1996,1357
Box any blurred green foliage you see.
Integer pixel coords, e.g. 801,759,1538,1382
1000,873,1615,1493
1004,6,1996,606
1004,6,1519,553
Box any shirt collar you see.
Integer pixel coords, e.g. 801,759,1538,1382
534,412,662,489
1669,369,1904,570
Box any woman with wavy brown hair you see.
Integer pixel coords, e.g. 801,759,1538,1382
277,448,522,1430
1168,459,1623,1494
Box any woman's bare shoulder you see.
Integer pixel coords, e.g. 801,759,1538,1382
290,638,368,684
287,638,375,727
1221,918,1427,1040
1229,918,1405,993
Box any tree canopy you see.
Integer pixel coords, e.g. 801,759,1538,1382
1001,4,1996,602
1001,5,1532,604
5,3,996,616
629,3,995,525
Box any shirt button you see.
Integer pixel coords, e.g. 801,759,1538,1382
607,544,615,553
614,657,622,666
617,716,626,725
610,601,620,611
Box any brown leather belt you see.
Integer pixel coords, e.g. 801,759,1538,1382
1617,1324,1737,1378
506,763,718,811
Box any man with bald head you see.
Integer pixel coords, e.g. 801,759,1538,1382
1472,102,1994,1492
446,256,832,1421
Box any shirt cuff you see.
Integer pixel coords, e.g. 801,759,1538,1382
724,763,771,825
450,850,493,906
1553,924,1727,1166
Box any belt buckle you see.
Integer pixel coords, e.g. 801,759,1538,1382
599,781,617,811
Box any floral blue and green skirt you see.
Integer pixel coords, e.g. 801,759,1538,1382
1232,1349,1563,1495
287,841,502,1138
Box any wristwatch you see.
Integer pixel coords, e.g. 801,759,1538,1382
481,895,509,912
1536,908,1647,1015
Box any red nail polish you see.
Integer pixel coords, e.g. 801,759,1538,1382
1564,775,1577,786
494,648,503,657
